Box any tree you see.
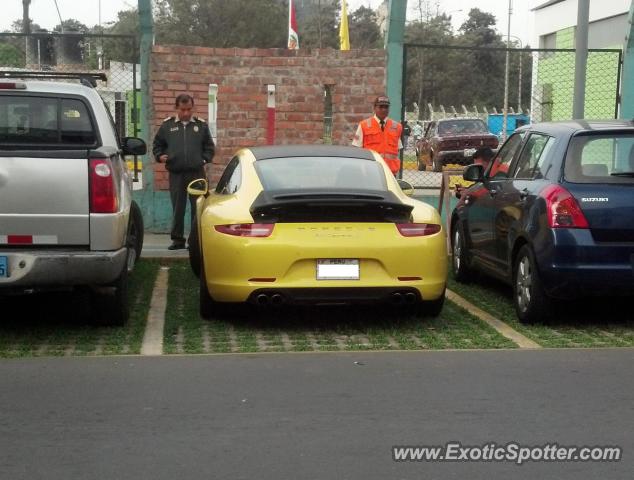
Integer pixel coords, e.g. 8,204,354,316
97,9,140,64
348,6,382,49
0,42,22,67
404,13,454,117
453,8,506,108
53,19,90,33
153,0,287,48
299,0,341,49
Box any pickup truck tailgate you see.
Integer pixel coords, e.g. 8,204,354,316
0,155,89,245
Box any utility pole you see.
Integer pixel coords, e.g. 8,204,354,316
573,0,590,119
22,0,31,33
502,0,511,141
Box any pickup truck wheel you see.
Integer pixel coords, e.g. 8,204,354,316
94,259,129,326
189,220,201,278
127,201,144,272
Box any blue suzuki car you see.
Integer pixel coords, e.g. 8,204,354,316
451,120,634,323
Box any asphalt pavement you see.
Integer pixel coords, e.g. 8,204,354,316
1,349,632,479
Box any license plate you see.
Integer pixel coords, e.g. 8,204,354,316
464,148,476,158
316,259,359,280
0,256,7,278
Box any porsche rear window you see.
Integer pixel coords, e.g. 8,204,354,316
564,133,634,184
0,96,97,147
255,156,387,191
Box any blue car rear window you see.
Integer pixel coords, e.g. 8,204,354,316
564,133,634,184
255,156,388,191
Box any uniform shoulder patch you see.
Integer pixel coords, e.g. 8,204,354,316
194,116,206,123
162,116,174,123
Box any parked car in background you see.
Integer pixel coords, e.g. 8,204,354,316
416,118,499,172
188,145,447,319
0,74,146,325
450,120,634,323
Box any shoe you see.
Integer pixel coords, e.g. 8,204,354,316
168,241,186,250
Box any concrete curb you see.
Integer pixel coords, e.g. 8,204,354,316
446,289,542,349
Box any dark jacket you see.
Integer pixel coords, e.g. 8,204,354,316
152,116,215,172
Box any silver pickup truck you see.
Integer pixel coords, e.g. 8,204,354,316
0,76,146,325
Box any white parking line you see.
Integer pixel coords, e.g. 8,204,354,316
141,266,169,356
446,289,542,349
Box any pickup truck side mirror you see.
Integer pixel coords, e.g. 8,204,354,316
463,164,484,182
122,137,147,156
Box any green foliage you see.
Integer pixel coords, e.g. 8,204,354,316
298,0,340,49
349,6,383,49
0,42,23,67
403,7,529,117
153,0,287,48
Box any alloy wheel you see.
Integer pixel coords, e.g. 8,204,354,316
515,256,532,313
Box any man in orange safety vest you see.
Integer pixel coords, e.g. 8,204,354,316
352,95,403,175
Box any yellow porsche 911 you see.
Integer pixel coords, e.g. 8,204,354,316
187,145,447,318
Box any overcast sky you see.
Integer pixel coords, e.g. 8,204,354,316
1,0,532,45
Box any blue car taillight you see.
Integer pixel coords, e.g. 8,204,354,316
542,185,589,229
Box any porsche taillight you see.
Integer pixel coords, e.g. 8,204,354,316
541,185,589,229
89,158,118,213
215,224,275,237
396,223,441,237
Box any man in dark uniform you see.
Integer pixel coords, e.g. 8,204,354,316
153,94,215,250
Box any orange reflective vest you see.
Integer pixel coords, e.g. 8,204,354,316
360,117,402,174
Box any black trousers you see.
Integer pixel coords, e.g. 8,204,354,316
168,168,205,242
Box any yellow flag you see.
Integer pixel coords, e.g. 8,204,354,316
339,0,350,50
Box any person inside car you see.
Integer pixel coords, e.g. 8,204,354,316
455,147,496,198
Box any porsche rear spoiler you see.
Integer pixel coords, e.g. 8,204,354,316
250,189,414,223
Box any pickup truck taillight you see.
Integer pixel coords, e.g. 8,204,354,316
89,159,118,213
542,185,589,229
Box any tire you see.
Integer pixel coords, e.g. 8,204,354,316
93,255,129,326
513,245,552,324
432,155,442,172
189,219,201,278
415,289,446,318
199,253,215,319
127,201,144,272
417,153,426,171
452,222,473,282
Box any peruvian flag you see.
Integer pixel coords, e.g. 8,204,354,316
288,0,299,49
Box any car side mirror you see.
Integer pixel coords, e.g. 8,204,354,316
463,164,484,182
187,178,208,196
122,137,147,156
397,179,415,197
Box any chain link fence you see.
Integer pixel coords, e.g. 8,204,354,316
0,32,142,182
401,44,623,189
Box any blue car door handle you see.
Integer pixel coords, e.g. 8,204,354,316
489,188,498,197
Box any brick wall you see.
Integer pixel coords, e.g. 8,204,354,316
150,45,386,190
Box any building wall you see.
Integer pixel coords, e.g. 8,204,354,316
149,45,386,192
530,0,630,47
